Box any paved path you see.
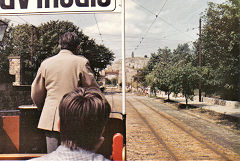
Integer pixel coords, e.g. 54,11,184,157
156,94,240,118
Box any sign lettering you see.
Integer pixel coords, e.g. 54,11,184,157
0,0,119,15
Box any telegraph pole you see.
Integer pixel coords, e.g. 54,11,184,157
199,18,202,102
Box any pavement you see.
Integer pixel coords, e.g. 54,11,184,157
156,94,240,118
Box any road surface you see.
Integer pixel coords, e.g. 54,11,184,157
105,92,240,160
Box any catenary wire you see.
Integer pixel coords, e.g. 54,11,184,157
132,0,168,52
131,0,156,16
93,13,104,44
131,0,198,54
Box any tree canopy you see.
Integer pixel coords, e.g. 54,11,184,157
142,44,199,103
0,20,115,84
137,0,239,102
200,0,240,100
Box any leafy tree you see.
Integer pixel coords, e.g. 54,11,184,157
136,47,172,87
82,43,114,79
150,62,173,100
200,66,219,97
37,20,114,78
0,24,15,83
34,20,80,69
0,20,114,84
134,66,149,88
172,43,195,65
145,72,157,96
201,0,240,100
171,63,199,104
142,44,199,104
147,47,172,72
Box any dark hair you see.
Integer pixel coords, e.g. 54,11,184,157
59,32,80,52
59,87,111,150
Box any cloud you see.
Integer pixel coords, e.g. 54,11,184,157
2,0,226,61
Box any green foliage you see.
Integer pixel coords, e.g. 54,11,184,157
0,20,115,84
147,47,172,72
172,63,199,104
136,47,172,87
151,62,173,99
0,24,14,83
35,20,80,67
140,0,239,102
82,43,114,78
139,43,199,104
135,66,150,87
200,0,240,100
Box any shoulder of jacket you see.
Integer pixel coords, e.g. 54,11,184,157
44,54,59,62
75,55,89,63
76,55,87,59
39,55,60,71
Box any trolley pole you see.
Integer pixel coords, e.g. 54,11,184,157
121,0,127,160
122,0,126,115
199,18,202,102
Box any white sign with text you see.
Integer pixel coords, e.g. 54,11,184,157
0,0,120,15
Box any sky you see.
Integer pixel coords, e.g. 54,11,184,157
1,0,226,61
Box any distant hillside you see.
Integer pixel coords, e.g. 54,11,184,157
103,57,149,83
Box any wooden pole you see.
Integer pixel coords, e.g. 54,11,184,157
199,18,202,102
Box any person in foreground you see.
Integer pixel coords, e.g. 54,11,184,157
31,32,99,153
30,87,111,161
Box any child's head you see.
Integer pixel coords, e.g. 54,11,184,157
59,87,111,151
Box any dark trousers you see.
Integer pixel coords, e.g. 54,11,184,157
45,131,60,153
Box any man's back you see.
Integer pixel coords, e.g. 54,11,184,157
31,49,99,131
31,32,100,153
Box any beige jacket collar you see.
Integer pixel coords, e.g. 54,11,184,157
58,49,74,55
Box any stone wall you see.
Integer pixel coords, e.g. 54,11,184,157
0,83,33,110
193,96,240,109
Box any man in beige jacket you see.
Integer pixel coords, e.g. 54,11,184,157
31,32,99,153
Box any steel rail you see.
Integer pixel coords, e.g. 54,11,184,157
127,99,179,161
136,98,231,161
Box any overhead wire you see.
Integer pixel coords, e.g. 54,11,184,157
131,0,199,54
157,16,195,40
93,13,104,44
132,0,168,52
131,0,156,16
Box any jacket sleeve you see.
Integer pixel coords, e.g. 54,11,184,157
79,60,100,89
31,65,47,110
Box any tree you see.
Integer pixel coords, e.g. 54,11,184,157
37,20,114,78
137,47,172,87
142,44,199,104
172,43,194,65
0,20,115,84
135,66,149,88
0,24,15,83
201,0,240,100
82,43,114,79
147,47,172,72
171,63,199,105
150,62,173,100
145,72,157,97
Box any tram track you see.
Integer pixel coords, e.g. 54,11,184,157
127,96,239,160
105,93,240,160
127,99,178,161
136,98,233,161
